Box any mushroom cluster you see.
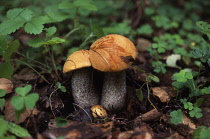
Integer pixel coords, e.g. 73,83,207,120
63,34,137,111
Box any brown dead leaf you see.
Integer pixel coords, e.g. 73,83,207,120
197,107,210,127
141,109,163,122
136,38,152,52
4,98,39,124
42,121,112,139
117,126,153,139
0,78,13,94
152,86,176,102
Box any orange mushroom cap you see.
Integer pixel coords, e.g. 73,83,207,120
63,50,91,73
89,34,137,72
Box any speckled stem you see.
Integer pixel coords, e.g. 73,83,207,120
71,68,99,108
100,71,126,111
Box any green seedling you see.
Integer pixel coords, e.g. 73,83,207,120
152,61,166,74
170,109,183,125
173,70,193,82
0,117,31,138
0,89,6,109
11,85,39,120
193,126,210,139
56,82,66,93
189,107,203,118
56,117,69,127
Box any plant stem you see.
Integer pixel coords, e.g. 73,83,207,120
47,46,59,77
79,33,95,49
15,52,51,69
64,27,80,39
14,59,50,84
146,77,157,110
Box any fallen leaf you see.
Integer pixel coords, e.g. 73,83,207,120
136,38,152,52
0,78,13,94
4,98,39,124
152,87,176,102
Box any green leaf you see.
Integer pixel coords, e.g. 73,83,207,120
45,26,57,37
19,9,33,21
56,117,68,127
27,38,45,47
0,89,6,97
185,72,193,80
0,118,9,137
11,96,24,111
0,19,25,35
15,85,32,97
189,107,203,118
0,61,13,79
74,0,97,11
0,99,5,108
24,17,44,34
24,93,39,109
91,24,104,38
184,102,193,110
6,8,24,19
170,109,183,125
173,70,187,82
8,122,31,137
136,89,143,101
3,40,19,61
193,126,208,139
137,24,153,34
0,35,7,55
6,8,33,21
44,6,69,23
60,86,66,92
39,37,65,45
147,74,160,83
194,98,204,107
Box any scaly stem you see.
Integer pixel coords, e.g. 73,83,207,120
100,71,126,111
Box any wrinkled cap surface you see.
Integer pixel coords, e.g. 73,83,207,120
89,34,137,72
63,50,91,73
91,105,107,118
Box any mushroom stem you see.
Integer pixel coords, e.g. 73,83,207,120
100,71,126,111
71,68,99,108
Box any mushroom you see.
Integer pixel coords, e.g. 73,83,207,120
91,105,107,119
63,50,99,108
89,34,137,111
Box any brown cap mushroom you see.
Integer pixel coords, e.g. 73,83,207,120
89,34,137,111
63,50,99,108
89,34,137,72
63,50,91,73
91,105,107,118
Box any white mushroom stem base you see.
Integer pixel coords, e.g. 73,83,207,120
100,71,126,111
71,68,99,108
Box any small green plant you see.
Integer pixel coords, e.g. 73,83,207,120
56,82,66,93
11,85,39,120
0,35,19,79
180,98,203,118
152,61,166,74
193,126,210,139
0,117,31,138
0,89,6,109
189,107,203,118
170,109,183,125
56,117,69,127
